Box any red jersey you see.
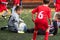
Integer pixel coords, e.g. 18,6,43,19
55,0,60,12
56,0,60,4
0,0,7,12
32,5,51,30
0,0,7,5
0,0,7,2
32,5,51,22
13,0,20,5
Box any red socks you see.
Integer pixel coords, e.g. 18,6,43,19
32,31,37,40
44,32,49,40
32,31,49,40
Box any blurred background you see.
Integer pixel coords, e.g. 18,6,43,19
0,0,60,40
8,0,54,8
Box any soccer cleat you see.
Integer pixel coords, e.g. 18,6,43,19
18,31,24,34
49,34,54,36
31,39,36,40
31,39,33,40
2,15,7,19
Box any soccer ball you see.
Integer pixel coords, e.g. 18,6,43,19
18,22,27,33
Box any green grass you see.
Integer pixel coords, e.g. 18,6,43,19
0,9,60,40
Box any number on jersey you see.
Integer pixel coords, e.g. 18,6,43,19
38,11,44,19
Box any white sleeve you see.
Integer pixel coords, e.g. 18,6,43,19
19,18,24,22
13,16,19,23
2,2,8,4
14,22,19,31
13,16,20,31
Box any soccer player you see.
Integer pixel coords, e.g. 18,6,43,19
8,6,22,33
1,6,23,33
51,14,60,36
31,0,52,40
0,0,8,18
53,0,60,19
12,0,20,14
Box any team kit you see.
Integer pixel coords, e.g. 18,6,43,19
0,0,60,40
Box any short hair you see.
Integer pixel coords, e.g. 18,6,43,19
15,6,22,11
56,14,60,20
43,0,50,4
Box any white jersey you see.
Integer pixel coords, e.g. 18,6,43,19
12,6,16,15
8,12,20,31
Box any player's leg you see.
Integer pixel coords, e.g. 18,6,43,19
2,10,8,16
8,25,17,33
2,7,8,18
44,27,50,40
26,28,34,33
53,20,58,35
32,26,38,40
0,25,8,30
43,22,50,40
38,29,45,35
1,27,8,30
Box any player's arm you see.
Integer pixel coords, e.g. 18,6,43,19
13,16,20,23
49,18,52,25
48,9,52,25
13,16,19,30
32,7,38,22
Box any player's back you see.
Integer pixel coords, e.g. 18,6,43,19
56,0,60,4
36,5,51,22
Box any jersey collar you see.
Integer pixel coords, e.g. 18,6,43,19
43,4,48,7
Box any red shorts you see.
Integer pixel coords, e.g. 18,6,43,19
55,4,60,12
34,19,48,31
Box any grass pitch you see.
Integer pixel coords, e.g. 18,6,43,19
0,9,60,40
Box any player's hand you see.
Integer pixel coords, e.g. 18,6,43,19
48,25,50,27
17,4,19,6
6,2,8,4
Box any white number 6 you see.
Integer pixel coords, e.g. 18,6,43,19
38,11,44,19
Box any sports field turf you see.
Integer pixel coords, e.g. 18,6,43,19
0,9,60,40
